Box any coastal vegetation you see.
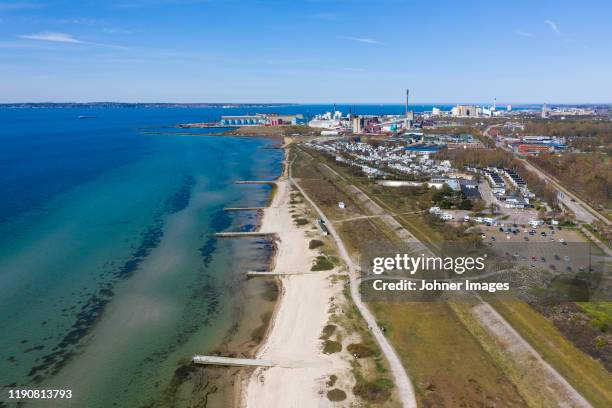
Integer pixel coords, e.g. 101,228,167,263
347,343,376,358
326,374,338,387
353,376,394,403
320,324,336,340
322,340,342,354
311,255,335,271
326,388,347,402
294,218,308,226
308,239,325,249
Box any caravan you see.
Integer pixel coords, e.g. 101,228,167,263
528,219,544,228
440,213,453,221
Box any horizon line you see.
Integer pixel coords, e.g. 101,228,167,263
1,101,611,106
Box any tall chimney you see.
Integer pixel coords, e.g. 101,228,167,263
405,89,409,117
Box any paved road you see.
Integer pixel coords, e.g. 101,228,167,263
289,153,418,408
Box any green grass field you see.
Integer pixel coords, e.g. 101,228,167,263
370,301,527,406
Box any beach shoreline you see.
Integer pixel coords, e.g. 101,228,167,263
238,140,355,407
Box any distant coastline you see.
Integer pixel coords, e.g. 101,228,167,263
0,102,299,109
2,102,610,109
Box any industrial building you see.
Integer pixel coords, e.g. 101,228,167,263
452,105,480,117
220,113,303,126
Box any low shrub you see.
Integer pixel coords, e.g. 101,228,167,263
312,256,334,271
347,343,376,358
326,374,338,387
309,239,325,249
353,378,393,403
295,218,308,226
327,389,346,402
320,324,336,340
322,340,342,354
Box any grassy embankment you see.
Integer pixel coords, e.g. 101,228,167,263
491,300,612,407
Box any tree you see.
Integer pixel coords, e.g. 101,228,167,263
459,199,473,210
471,199,485,212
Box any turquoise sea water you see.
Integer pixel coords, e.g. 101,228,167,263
0,104,460,407
0,108,283,407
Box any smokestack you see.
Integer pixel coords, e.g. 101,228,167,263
405,89,409,117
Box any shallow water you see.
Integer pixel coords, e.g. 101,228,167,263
0,108,282,407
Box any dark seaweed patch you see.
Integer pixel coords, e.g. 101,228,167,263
199,237,216,267
199,209,231,266
210,208,232,232
114,226,163,280
22,176,197,384
165,175,195,214
238,223,255,232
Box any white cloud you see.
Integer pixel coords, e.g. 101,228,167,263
515,30,535,38
545,19,560,34
18,31,128,49
340,36,382,45
20,32,82,43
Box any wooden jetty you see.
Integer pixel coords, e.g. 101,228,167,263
247,271,289,277
192,355,275,367
214,232,276,238
223,207,266,212
234,180,276,185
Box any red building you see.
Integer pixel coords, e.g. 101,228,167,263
517,144,554,155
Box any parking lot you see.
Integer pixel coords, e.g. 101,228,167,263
477,224,596,273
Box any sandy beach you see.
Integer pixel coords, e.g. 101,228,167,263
242,147,354,407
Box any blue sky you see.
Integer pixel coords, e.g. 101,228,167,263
1,0,611,103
